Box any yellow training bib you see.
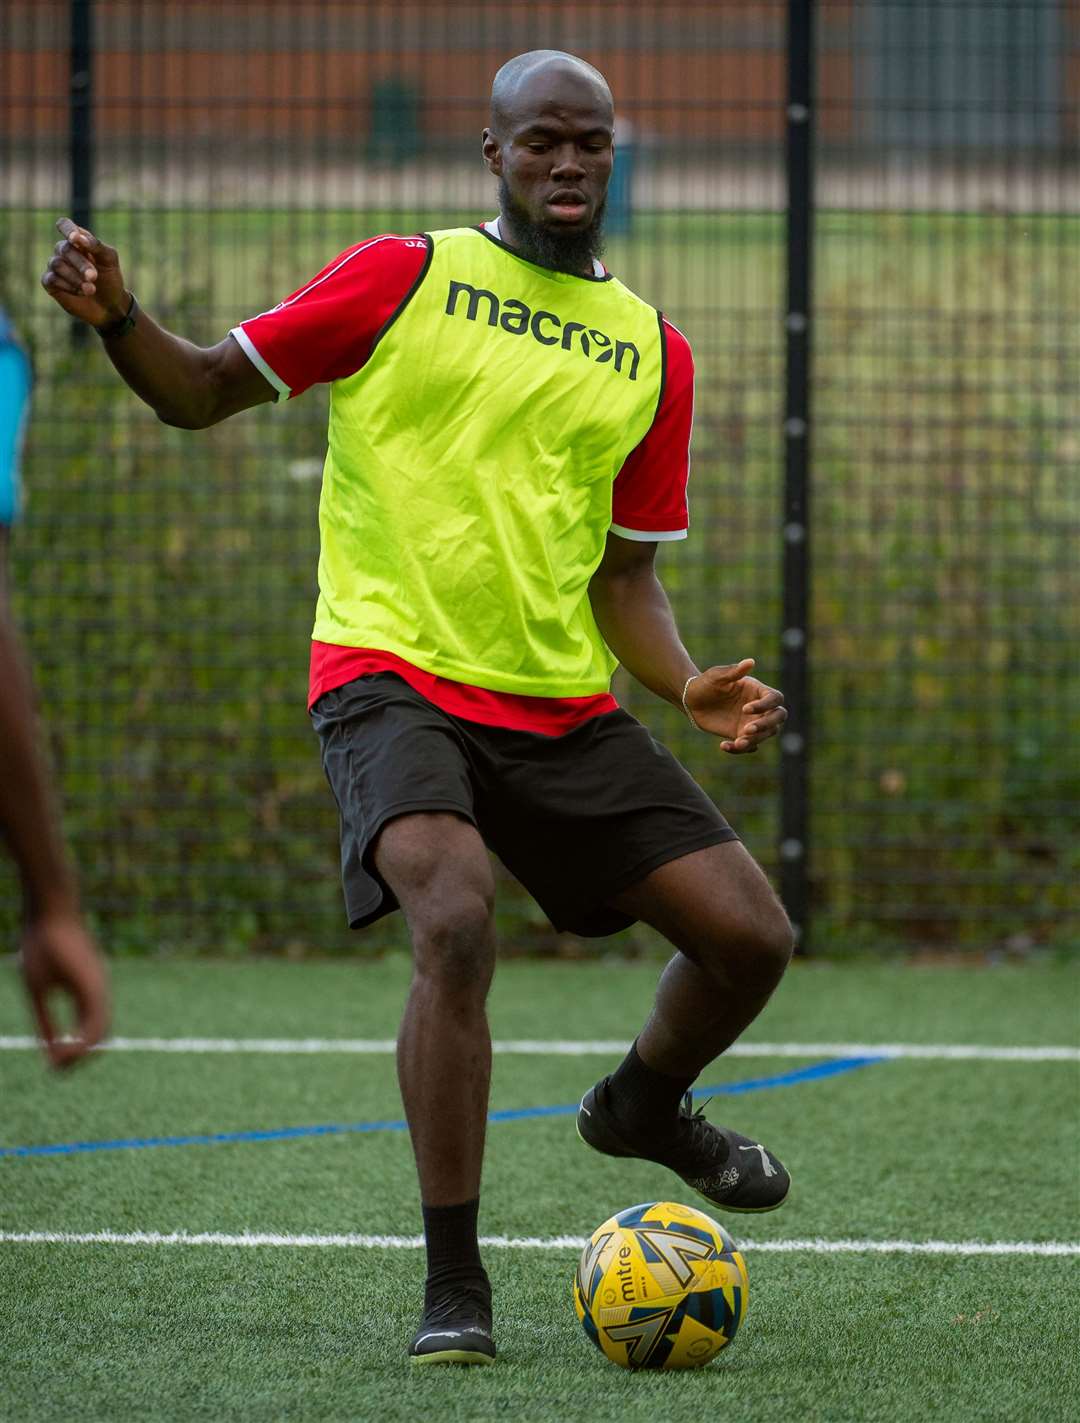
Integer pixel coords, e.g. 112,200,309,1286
312,226,664,697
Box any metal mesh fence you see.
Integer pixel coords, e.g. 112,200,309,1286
0,1,1076,956
813,1,1078,949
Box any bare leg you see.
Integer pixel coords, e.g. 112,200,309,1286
609,840,794,1078
582,840,795,1212
373,812,497,1206
377,813,500,1360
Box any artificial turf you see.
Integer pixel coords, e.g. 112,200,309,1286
1,957,1078,1421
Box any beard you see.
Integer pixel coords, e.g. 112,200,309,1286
498,177,608,276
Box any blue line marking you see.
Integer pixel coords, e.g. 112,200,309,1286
1,1055,884,1159
0,1119,411,1158
710,1055,886,1094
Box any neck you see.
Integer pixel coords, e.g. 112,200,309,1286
494,209,599,279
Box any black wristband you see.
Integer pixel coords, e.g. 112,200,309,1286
95,292,137,340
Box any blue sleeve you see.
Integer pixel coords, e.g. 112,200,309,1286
0,339,32,526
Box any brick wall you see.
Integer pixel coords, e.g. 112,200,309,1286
2,1,1074,150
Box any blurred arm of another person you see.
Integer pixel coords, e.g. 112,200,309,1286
0,324,110,1066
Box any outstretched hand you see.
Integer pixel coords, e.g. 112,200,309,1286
20,911,110,1069
684,659,787,754
40,217,129,329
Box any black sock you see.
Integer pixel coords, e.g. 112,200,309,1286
606,1041,695,1141
421,1198,490,1310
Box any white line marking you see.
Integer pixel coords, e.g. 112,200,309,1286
1,1230,1077,1257
735,1043,1080,1063
0,1037,1075,1061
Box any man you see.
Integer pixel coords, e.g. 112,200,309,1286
41,50,793,1365
1,305,109,1067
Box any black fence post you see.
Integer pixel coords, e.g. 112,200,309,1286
781,0,814,952
70,0,93,348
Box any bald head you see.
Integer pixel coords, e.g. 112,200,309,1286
482,50,615,277
489,50,613,138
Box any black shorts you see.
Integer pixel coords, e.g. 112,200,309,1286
310,673,739,938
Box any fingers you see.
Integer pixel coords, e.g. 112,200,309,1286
746,707,789,736
44,218,120,313
47,937,110,1069
709,658,755,681
44,233,99,298
45,257,98,298
25,979,85,1070
693,658,786,753
26,985,67,1069
744,689,785,714
56,216,101,252
696,659,755,684
734,704,788,749
71,962,110,1060
30,983,107,1070
20,916,110,1069
741,683,787,747
720,700,788,755
49,1037,93,1070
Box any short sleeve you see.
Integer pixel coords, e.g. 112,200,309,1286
610,317,693,541
229,234,431,401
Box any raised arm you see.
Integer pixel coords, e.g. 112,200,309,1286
40,218,275,428
588,531,787,754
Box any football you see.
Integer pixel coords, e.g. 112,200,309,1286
573,1200,748,1370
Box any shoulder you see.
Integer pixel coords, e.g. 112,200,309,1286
428,225,502,256
231,234,433,400
428,226,486,244
601,278,689,364
267,233,431,313
659,316,694,390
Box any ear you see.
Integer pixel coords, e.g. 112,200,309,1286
482,127,502,176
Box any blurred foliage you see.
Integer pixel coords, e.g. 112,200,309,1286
0,210,1076,956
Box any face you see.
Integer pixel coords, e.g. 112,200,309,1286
483,65,614,271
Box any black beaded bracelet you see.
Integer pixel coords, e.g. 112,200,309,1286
95,292,138,340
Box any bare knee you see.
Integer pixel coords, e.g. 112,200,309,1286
695,903,794,993
373,814,497,998
411,889,496,996
747,904,796,982
712,855,795,987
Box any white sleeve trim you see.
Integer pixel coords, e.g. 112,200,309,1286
610,523,688,542
229,326,291,403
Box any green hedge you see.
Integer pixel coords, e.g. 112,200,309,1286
1,210,1076,955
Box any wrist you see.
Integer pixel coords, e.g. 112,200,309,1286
24,898,83,931
94,291,137,338
22,861,81,922
681,673,704,730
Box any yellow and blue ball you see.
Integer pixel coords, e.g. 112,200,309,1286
573,1200,748,1370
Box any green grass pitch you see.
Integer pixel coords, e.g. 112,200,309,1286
1,957,1077,1421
